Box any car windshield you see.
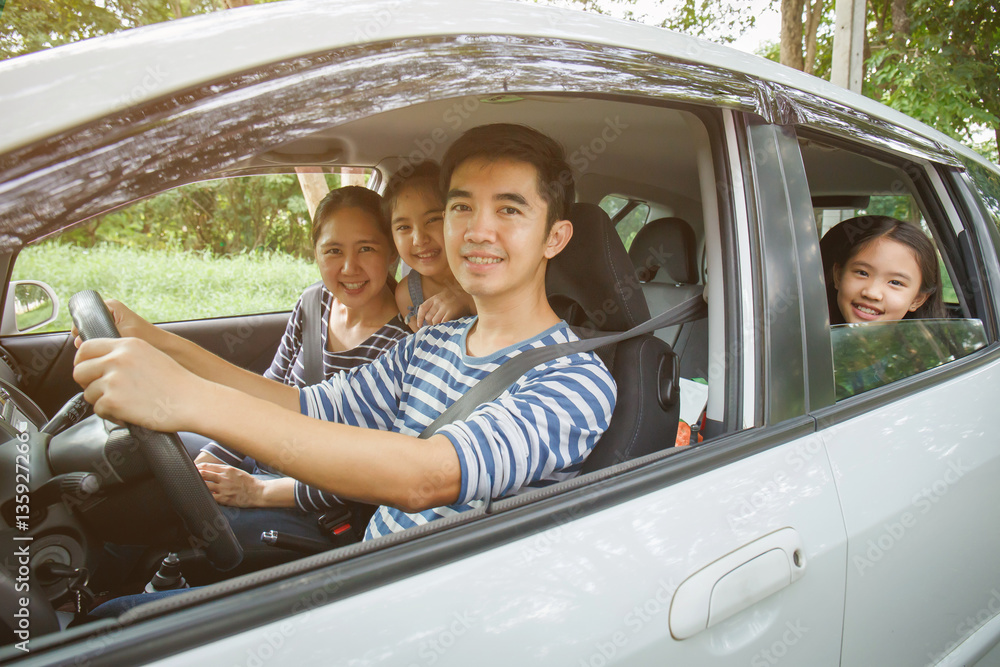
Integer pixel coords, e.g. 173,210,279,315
831,318,988,400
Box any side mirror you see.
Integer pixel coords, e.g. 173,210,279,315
2,281,60,334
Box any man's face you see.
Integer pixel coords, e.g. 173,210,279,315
444,158,560,302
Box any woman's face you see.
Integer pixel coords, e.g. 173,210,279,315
390,184,449,278
834,238,929,323
314,206,394,309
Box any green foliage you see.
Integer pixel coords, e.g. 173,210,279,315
865,0,1000,157
12,243,319,332
0,0,282,60
660,0,771,44
60,175,328,259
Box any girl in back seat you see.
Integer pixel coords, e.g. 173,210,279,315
821,215,945,325
387,161,476,331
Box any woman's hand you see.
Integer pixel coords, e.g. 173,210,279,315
196,462,265,508
415,286,475,328
72,337,204,431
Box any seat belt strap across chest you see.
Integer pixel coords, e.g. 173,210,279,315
418,293,708,438
300,281,325,386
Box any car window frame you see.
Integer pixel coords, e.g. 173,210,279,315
786,130,1000,417
0,33,761,647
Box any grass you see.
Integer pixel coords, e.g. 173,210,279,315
12,243,320,333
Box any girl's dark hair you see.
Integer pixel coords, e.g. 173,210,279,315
311,185,389,247
381,161,443,222
820,215,946,324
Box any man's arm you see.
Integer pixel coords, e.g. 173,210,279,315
197,384,461,511
73,335,460,512
98,299,298,409
435,355,616,504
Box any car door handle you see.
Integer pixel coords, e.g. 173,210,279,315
669,527,806,640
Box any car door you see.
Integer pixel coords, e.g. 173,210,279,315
788,125,1000,665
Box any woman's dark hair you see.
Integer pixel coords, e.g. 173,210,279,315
440,123,575,230
820,215,946,324
381,161,443,222
311,185,389,247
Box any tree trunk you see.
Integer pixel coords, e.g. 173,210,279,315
781,0,806,71
296,168,331,223
341,168,369,187
891,0,910,46
803,0,824,75
222,0,254,7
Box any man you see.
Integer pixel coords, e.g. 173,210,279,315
74,123,617,540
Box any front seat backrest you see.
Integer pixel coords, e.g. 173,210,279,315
547,203,681,472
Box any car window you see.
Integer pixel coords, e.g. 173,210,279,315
961,158,1000,232
831,319,987,399
598,194,650,250
8,173,374,333
799,136,988,398
814,194,959,306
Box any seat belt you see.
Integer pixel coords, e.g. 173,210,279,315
300,281,325,386
419,293,708,438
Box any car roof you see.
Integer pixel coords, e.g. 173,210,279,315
0,0,993,172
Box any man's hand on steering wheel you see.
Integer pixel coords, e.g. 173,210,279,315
71,298,163,349
69,290,243,571
73,337,203,432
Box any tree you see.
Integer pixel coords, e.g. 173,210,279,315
865,0,1000,158
779,0,827,75
0,0,225,59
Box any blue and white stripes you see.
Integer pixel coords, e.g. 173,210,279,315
299,317,616,540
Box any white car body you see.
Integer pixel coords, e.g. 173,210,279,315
1,2,999,665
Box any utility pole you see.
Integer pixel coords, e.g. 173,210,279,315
831,0,865,93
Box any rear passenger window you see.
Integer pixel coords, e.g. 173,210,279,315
799,136,989,399
962,159,1000,231
814,193,958,308
599,194,649,250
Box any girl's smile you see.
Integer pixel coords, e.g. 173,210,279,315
834,237,930,324
391,185,449,277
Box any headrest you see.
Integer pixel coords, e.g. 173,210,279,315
546,202,650,331
628,217,697,284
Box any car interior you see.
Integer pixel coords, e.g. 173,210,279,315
0,93,737,640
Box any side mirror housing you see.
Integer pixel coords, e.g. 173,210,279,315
2,280,60,334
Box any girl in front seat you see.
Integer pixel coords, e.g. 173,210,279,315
821,215,945,325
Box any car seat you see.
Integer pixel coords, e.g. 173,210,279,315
546,203,681,472
628,217,709,381
628,217,703,347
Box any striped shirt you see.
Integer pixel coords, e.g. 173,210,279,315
201,286,410,511
299,316,617,540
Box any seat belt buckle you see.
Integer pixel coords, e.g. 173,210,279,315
317,507,353,537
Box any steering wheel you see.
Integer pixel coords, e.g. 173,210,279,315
69,290,243,571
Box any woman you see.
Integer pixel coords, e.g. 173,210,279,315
194,185,409,556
